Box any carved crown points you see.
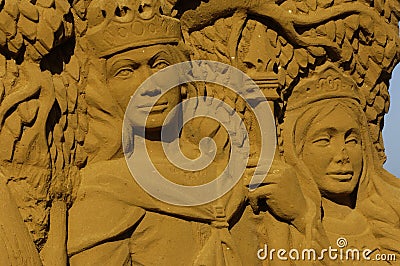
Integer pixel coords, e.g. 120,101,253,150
287,63,366,110
86,0,182,57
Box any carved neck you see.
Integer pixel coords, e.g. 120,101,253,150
130,120,181,163
321,192,356,220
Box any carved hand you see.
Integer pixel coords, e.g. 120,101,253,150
248,158,307,232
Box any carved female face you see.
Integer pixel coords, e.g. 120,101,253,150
106,44,183,129
301,106,363,197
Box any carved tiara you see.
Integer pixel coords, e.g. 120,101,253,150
86,0,182,57
286,63,365,111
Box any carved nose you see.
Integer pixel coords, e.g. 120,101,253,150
334,148,350,164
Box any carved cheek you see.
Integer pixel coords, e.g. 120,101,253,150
349,145,363,176
164,87,181,105
108,77,140,110
303,145,330,178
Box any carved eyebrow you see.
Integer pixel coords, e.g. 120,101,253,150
345,128,361,137
309,127,337,138
149,50,173,65
110,58,136,69
108,59,139,76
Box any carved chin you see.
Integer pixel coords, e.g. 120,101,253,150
319,175,358,195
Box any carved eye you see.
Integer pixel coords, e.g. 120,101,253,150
345,131,360,146
115,67,135,78
152,60,170,70
313,137,330,146
345,136,359,145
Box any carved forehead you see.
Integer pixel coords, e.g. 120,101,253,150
105,44,174,65
299,101,361,128
305,106,360,136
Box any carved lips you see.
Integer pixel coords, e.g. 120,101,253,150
326,170,354,182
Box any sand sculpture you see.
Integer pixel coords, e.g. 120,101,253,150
0,0,399,265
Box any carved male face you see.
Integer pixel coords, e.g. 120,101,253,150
301,106,363,197
106,44,182,129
